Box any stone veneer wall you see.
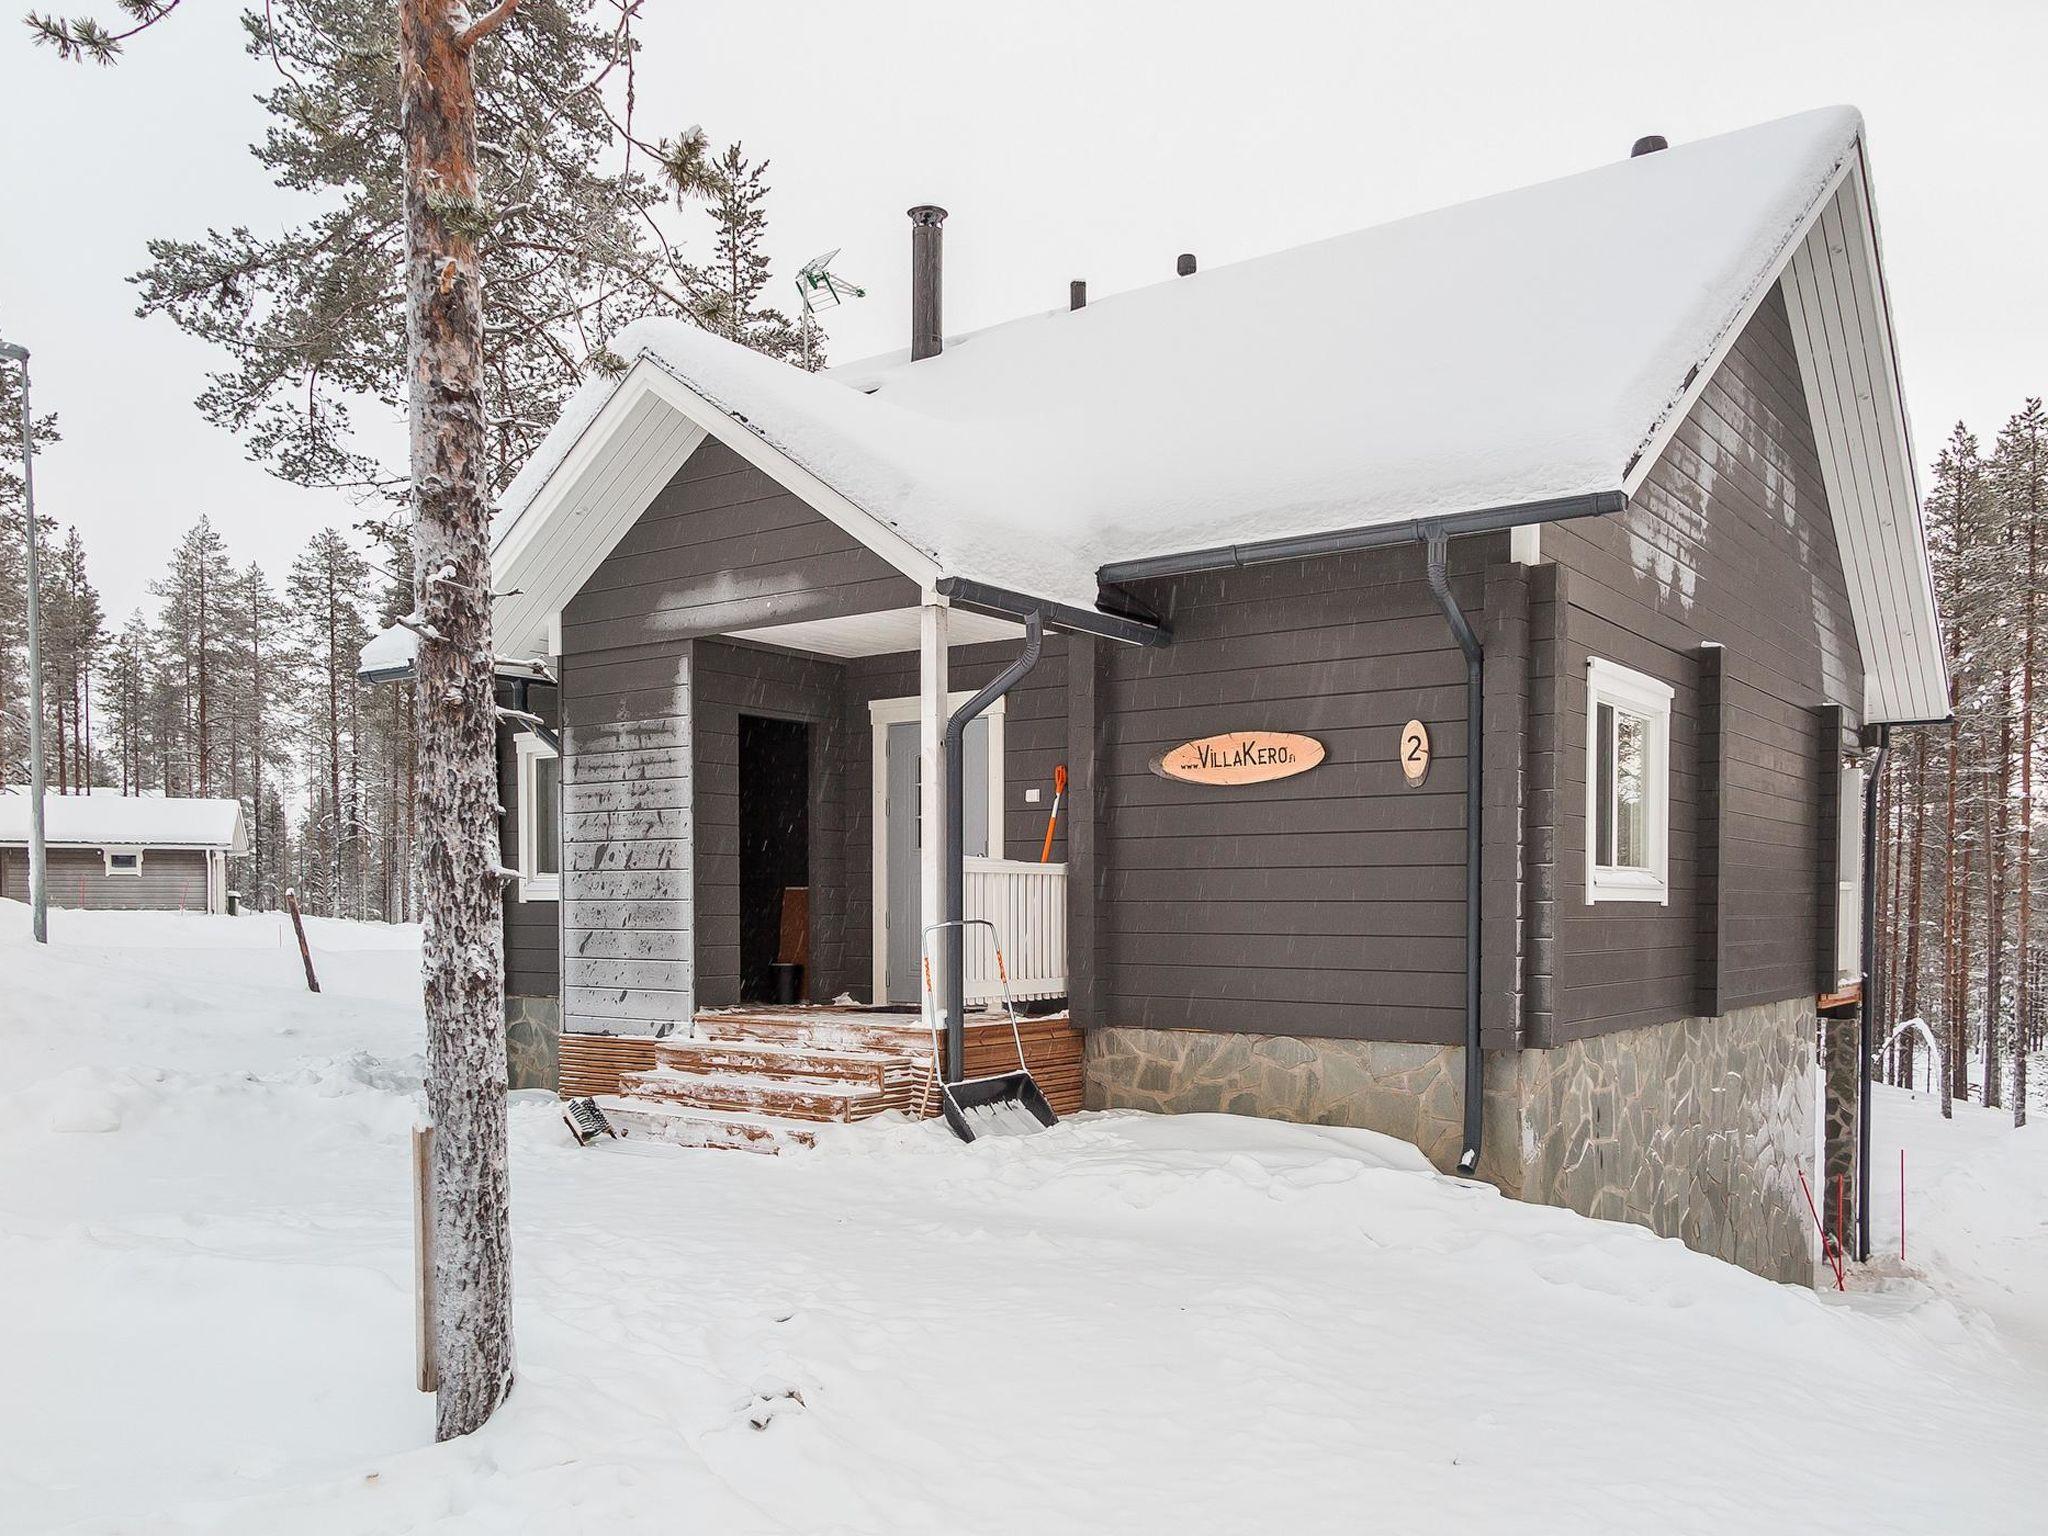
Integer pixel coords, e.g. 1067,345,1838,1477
1085,996,1817,1285
506,994,561,1092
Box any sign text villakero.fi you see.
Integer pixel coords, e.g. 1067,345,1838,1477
1150,731,1326,787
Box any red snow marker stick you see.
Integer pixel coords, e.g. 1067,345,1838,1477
1798,1168,1845,1290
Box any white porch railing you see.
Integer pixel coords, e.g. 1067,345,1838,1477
962,857,1067,1004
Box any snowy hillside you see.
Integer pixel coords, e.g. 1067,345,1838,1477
1,902,2040,1533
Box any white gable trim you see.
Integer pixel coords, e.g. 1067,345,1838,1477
489,355,944,658
1779,153,1948,724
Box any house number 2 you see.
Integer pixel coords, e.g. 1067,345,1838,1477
1400,719,1431,787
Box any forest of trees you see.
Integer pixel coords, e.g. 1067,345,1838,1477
1876,401,2047,1125
0,503,416,919
1,0,825,927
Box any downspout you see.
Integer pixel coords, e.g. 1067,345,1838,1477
943,611,1045,1082
1423,527,1485,1174
1856,724,1891,1262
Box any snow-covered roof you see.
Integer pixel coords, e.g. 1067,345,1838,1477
0,791,249,852
485,106,1946,721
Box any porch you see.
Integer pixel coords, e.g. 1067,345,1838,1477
558,1003,1085,1152
550,589,1085,1031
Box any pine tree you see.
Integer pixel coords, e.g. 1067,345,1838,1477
697,142,811,367
286,529,371,919
1995,399,2046,1126
129,0,723,504
150,517,232,796
97,610,154,795
0,336,61,788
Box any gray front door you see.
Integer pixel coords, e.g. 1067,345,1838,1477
884,716,990,1003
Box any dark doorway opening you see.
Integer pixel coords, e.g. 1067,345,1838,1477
738,714,811,1003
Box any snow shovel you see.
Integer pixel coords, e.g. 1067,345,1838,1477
921,919,1059,1143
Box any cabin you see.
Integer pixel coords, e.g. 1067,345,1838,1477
365,108,1946,1284
0,792,249,914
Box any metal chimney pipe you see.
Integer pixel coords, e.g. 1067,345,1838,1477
1070,279,1087,311
908,205,948,360
1176,253,1197,276
1630,134,1669,157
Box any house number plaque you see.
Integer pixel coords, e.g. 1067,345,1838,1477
1400,720,1431,786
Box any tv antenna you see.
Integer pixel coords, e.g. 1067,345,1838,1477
795,249,865,367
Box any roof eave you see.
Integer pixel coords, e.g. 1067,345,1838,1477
1095,490,1627,586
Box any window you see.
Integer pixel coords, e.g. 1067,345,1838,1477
103,849,143,876
1835,762,1865,986
1585,657,1673,904
516,733,561,902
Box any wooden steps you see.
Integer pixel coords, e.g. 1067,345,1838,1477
597,1096,819,1155
617,1066,906,1123
652,1035,900,1086
562,1006,1084,1149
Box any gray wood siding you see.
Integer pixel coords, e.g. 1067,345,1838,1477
562,436,919,654
1096,541,1498,1044
691,639,849,1007
500,681,560,998
1,846,209,911
559,641,694,1032
1542,283,1861,1042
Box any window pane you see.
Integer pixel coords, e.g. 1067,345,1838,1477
1613,710,1648,870
533,755,560,877
1595,702,1615,867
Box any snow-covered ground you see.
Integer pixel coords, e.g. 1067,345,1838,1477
3,904,2042,1534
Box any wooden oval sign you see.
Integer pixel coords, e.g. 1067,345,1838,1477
1150,730,1325,786
1400,719,1431,786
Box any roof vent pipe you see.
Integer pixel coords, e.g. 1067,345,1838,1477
908,205,947,360
1070,279,1087,310
1176,253,1197,276
1630,134,1669,157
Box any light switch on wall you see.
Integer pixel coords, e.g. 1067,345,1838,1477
1024,787,1042,804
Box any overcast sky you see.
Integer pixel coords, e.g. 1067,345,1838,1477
3,0,2043,620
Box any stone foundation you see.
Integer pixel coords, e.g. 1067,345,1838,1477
1086,997,1817,1285
505,993,561,1091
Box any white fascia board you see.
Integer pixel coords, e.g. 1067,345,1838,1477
1838,150,1947,720
1781,162,1949,724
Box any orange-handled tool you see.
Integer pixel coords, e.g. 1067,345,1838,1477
1039,764,1068,862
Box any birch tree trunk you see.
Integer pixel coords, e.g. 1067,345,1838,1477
401,0,519,1441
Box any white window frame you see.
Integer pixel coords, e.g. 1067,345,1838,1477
1835,761,1865,987
101,846,144,876
1584,657,1674,906
515,731,561,903
867,691,1005,1002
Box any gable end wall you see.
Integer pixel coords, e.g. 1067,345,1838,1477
1539,282,1862,1043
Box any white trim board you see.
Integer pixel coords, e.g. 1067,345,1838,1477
867,691,1005,1003
1778,158,1947,724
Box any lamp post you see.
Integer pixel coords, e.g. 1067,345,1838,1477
2,339,48,944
